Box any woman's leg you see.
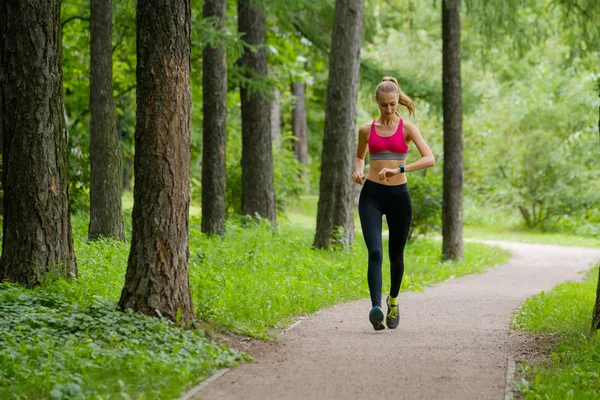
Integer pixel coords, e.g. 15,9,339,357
358,183,384,308
385,189,412,298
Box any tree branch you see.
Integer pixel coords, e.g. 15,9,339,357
68,85,137,130
61,15,90,28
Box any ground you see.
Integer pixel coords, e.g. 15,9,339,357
188,241,600,400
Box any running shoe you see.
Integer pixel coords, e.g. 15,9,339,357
386,296,399,329
369,306,385,331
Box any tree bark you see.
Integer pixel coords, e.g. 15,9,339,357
89,0,124,241
271,88,282,150
594,267,600,330
291,80,309,184
594,89,600,331
201,0,228,236
441,0,464,261
0,0,77,286
118,0,195,325
238,0,277,226
123,155,133,191
313,0,365,249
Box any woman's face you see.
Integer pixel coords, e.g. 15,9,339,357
376,91,399,117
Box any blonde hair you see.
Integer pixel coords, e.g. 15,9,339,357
375,76,415,117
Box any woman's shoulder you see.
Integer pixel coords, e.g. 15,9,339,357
401,119,418,135
358,121,373,136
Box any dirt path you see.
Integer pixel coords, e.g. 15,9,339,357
194,241,600,400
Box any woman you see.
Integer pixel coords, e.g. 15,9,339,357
352,77,435,331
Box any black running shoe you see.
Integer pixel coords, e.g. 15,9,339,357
369,306,385,331
386,296,399,329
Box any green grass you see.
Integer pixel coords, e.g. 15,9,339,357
513,266,600,399
465,226,600,249
463,202,600,248
0,197,511,398
0,282,245,399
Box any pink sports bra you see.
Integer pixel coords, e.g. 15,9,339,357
368,119,408,160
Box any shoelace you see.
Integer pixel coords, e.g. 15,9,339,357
388,305,398,319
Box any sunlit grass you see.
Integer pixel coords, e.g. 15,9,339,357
513,266,600,398
0,193,511,397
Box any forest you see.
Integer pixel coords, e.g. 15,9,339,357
0,0,599,398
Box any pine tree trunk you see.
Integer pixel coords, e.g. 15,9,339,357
123,155,133,192
441,0,464,261
118,0,195,324
238,0,277,226
593,267,600,330
291,80,309,184
201,0,227,236
271,88,282,150
595,90,600,331
0,0,77,286
89,0,124,241
313,0,364,248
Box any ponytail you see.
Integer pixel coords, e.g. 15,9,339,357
376,76,415,117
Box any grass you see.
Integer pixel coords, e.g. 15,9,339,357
0,195,511,398
0,282,246,399
512,266,600,399
465,226,600,249
463,201,600,248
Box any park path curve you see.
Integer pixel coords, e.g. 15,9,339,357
195,241,600,400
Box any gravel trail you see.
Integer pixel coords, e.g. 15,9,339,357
195,241,600,400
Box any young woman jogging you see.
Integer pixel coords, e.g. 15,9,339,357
352,77,435,330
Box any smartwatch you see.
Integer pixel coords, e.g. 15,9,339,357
398,164,405,174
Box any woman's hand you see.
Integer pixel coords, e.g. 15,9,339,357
378,167,399,181
352,171,365,184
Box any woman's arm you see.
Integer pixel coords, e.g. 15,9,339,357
352,124,370,184
378,120,435,180
403,120,435,172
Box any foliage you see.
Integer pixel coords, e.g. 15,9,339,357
0,281,245,399
513,266,600,398
407,168,443,240
464,45,600,231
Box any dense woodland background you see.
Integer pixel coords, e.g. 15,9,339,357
1,0,600,397
55,0,599,234
0,0,598,320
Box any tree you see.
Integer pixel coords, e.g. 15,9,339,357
0,0,77,287
441,0,463,261
271,88,282,148
238,0,277,226
313,0,365,248
201,0,228,236
291,80,309,184
118,0,195,324
594,266,600,330
594,87,600,331
89,0,124,241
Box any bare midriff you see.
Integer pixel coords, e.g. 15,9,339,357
367,159,407,186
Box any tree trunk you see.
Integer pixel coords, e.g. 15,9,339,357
0,116,3,216
313,0,364,249
594,267,600,330
0,0,77,286
441,0,464,261
118,0,195,325
123,155,133,191
201,0,228,236
238,0,277,226
594,89,600,331
89,0,124,241
291,80,309,185
271,88,282,150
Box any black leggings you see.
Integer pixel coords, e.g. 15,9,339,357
358,180,412,308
